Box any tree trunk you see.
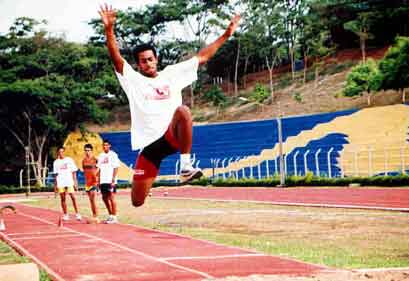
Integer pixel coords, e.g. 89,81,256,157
360,36,366,63
289,46,295,80
402,88,406,103
265,56,274,101
243,56,249,89
314,64,319,89
234,39,241,97
303,53,308,85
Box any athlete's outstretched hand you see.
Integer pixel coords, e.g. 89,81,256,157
99,3,117,29
225,14,241,37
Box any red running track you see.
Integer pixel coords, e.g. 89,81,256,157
151,186,409,211
0,203,326,281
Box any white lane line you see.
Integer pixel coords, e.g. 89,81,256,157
355,267,409,272
13,234,82,240
18,212,214,279
162,253,266,261
0,231,66,281
8,231,71,236
161,197,409,212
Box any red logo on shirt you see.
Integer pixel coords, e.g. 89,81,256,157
144,86,170,100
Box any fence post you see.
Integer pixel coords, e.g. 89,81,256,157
284,154,288,176
274,157,278,176
221,158,228,179
234,157,241,179
215,159,220,179
315,149,322,176
175,160,180,180
293,151,300,176
303,150,310,175
249,157,254,179
258,161,262,179
327,147,334,178
19,169,24,189
228,157,235,178
266,160,270,178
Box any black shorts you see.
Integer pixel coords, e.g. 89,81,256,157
99,183,117,194
134,127,179,180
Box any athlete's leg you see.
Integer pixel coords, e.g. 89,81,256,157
102,192,112,215
169,105,192,154
108,192,117,216
87,190,98,218
169,105,202,182
59,192,67,214
69,192,79,214
132,177,156,207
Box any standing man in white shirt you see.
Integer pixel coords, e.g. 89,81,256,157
53,147,82,221
99,4,240,207
97,139,120,223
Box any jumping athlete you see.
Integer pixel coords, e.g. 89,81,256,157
99,3,240,207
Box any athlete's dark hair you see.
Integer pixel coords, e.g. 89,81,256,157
57,146,65,151
84,143,93,150
133,44,157,63
102,139,110,145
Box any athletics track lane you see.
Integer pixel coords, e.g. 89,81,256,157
0,203,326,281
150,187,409,211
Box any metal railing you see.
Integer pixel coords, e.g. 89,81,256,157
208,145,409,180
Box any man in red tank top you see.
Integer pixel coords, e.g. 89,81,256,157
82,143,99,223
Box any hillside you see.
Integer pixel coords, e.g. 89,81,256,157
87,47,406,133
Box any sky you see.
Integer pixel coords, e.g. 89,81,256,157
0,0,156,43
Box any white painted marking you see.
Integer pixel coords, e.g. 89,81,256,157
13,234,82,240
0,198,36,203
8,231,71,236
162,253,266,261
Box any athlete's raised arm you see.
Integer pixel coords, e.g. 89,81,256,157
99,3,124,74
196,14,241,65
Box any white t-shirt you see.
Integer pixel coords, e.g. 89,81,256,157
115,56,199,150
97,151,120,184
53,157,78,188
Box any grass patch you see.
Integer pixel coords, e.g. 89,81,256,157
0,240,51,281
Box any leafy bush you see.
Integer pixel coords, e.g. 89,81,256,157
249,83,270,103
343,59,381,97
202,85,227,106
378,36,409,90
293,92,303,103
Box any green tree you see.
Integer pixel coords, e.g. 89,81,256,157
0,18,109,186
343,58,381,102
378,36,409,90
378,36,409,102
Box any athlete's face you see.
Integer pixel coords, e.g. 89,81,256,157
57,148,65,159
84,147,93,157
136,50,158,78
102,142,111,153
